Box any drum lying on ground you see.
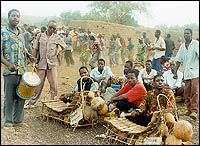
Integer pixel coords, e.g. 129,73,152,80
16,72,41,100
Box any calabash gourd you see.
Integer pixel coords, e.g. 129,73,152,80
173,120,193,142
164,112,176,126
165,135,182,145
91,97,105,111
98,104,108,115
83,105,98,121
158,123,169,137
148,111,160,125
88,91,95,99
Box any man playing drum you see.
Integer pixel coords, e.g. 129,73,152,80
1,9,35,131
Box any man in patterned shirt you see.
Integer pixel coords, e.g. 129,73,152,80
89,35,102,70
1,9,35,131
128,74,177,126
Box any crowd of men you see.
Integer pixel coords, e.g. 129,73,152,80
1,9,199,133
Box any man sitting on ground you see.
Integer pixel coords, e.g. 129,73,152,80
163,61,184,97
140,60,157,91
90,58,114,93
123,60,143,84
107,69,147,113
104,61,143,111
59,66,99,103
128,74,177,126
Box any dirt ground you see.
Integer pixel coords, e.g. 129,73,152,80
1,51,199,145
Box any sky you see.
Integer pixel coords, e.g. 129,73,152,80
1,1,199,28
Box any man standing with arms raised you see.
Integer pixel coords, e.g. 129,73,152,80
173,28,199,120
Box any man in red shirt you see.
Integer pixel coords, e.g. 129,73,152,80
107,69,147,113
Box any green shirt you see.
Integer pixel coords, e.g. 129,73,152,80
175,40,199,80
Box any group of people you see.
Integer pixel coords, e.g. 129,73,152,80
1,9,199,132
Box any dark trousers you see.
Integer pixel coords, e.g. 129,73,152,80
116,100,137,113
116,100,152,127
3,75,25,127
144,83,154,92
64,50,74,66
126,114,152,127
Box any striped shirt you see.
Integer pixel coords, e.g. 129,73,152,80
160,62,170,73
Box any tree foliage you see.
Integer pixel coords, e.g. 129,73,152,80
59,10,82,25
85,1,149,26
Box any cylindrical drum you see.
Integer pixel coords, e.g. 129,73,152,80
16,72,41,100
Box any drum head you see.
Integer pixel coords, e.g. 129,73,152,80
23,72,41,86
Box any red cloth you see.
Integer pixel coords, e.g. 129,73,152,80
177,42,182,50
118,82,147,107
120,40,127,47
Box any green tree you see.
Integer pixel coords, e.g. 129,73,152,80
85,1,149,26
59,10,82,25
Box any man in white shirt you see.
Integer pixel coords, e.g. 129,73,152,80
174,28,199,120
163,61,184,97
149,30,166,71
140,60,157,91
90,58,114,93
